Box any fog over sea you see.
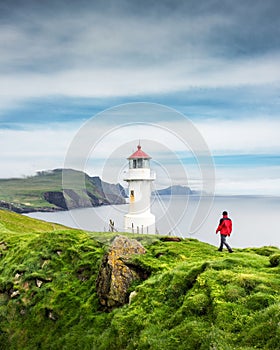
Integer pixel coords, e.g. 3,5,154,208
27,195,280,249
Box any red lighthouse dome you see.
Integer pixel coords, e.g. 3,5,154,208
128,145,152,160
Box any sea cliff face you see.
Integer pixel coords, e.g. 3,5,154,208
0,209,279,350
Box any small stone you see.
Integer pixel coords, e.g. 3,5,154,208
0,241,8,250
129,291,137,305
11,290,20,298
36,279,43,288
47,310,57,321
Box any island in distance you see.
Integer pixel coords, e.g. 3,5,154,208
153,185,200,196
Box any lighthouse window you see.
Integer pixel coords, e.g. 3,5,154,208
133,160,137,168
137,158,143,168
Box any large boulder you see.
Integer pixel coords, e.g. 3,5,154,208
96,235,148,310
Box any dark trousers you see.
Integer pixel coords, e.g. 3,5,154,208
219,234,232,251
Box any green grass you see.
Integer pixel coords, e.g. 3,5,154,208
0,209,279,349
0,171,63,207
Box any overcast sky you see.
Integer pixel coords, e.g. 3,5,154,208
0,0,280,195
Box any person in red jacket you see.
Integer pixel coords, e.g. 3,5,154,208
216,211,233,252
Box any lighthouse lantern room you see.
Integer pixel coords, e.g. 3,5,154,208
124,144,156,234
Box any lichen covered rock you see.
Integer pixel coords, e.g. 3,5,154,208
96,235,147,309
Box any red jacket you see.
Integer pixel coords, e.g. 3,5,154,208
216,215,232,236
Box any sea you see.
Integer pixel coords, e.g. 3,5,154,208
26,195,280,249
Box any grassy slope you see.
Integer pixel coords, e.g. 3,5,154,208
0,209,279,349
0,171,63,208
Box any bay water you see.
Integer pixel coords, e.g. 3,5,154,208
27,195,280,249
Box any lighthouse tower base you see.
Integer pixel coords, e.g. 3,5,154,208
124,212,155,234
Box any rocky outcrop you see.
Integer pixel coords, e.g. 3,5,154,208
0,200,61,213
161,236,182,242
0,200,28,213
43,191,68,210
96,236,149,310
90,177,127,204
44,188,111,210
63,189,102,209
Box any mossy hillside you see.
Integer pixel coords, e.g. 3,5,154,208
0,209,279,349
0,210,106,349
103,241,280,350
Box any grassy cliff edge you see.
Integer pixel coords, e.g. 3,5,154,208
0,209,279,349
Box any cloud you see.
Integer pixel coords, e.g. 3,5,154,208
1,55,280,123
194,118,280,154
1,0,280,111
1,115,279,165
0,124,78,177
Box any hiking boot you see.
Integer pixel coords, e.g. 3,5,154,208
217,248,223,252
229,249,233,253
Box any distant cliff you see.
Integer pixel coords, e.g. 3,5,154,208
0,169,126,213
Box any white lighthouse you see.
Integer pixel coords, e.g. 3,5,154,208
124,144,156,234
